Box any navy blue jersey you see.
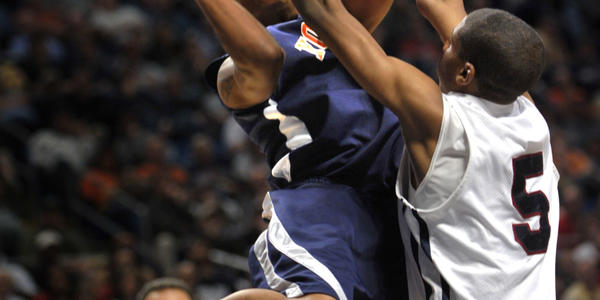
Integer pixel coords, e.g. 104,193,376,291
206,17,403,193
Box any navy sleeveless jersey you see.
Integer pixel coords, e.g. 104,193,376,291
206,17,403,193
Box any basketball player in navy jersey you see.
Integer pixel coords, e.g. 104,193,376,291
194,0,406,299
293,0,559,299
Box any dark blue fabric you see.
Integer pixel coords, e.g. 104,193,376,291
248,247,269,289
206,16,408,299
205,17,403,194
248,183,397,299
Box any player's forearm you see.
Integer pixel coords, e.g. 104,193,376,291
194,0,284,69
292,0,400,108
292,0,443,162
415,0,466,43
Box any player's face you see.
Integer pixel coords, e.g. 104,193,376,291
236,0,298,26
438,19,467,93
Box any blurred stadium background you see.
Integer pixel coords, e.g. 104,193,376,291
0,0,598,299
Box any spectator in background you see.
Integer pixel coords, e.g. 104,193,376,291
0,270,17,300
0,0,597,299
31,263,73,300
90,0,148,43
28,110,100,175
181,238,237,299
136,277,193,300
561,242,600,300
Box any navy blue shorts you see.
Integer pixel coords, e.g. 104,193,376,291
249,182,404,299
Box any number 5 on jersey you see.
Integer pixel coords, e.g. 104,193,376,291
511,152,551,255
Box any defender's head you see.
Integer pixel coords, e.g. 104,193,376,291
238,0,393,32
438,8,545,104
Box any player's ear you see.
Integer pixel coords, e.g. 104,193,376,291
456,62,475,87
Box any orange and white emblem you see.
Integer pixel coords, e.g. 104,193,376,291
294,22,327,61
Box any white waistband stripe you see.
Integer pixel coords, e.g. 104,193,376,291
253,230,303,296
267,206,348,300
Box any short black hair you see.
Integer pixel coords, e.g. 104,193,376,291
456,8,545,103
136,277,193,300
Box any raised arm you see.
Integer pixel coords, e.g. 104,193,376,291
291,0,443,182
415,0,466,44
415,0,534,103
195,0,284,109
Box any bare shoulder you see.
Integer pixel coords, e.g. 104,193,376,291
522,91,534,104
216,55,281,110
217,57,237,106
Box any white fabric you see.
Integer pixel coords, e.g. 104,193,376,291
28,129,98,173
397,92,560,300
398,99,467,207
263,99,313,182
259,192,347,300
253,230,303,297
267,201,348,300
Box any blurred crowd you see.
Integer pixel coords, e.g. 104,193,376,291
0,0,597,299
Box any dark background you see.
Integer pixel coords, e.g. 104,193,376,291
0,0,598,299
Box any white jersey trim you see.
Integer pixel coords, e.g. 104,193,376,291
398,96,472,216
253,230,303,297
263,99,313,182
266,194,348,300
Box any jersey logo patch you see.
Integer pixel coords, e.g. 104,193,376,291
294,22,327,61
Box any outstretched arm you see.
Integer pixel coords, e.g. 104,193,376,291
290,0,443,182
195,0,284,109
415,0,467,44
415,0,534,102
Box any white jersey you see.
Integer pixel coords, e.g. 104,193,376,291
397,92,560,300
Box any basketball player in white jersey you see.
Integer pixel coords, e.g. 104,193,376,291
290,0,559,299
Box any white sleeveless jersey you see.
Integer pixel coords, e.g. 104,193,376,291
396,92,560,300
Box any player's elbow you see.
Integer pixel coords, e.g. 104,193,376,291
415,0,439,16
415,0,429,12
264,46,285,85
239,44,285,75
263,45,285,72
255,46,285,85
